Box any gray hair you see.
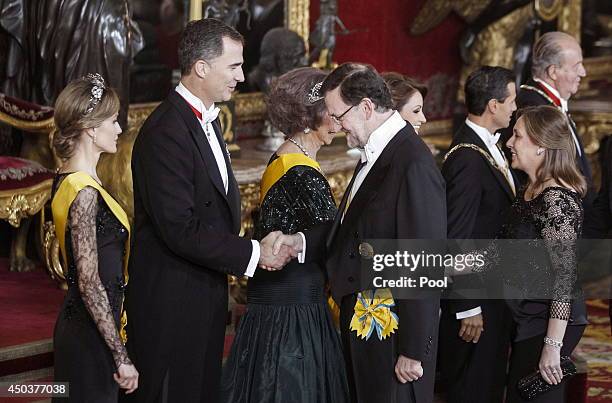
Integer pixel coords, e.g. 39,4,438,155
531,31,577,79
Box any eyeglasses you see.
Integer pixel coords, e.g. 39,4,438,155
330,104,356,125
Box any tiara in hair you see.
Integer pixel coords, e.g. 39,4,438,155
83,73,106,115
307,82,324,104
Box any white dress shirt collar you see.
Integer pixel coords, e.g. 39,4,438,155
362,111,407,165
175,82,219,119
465,118,500,149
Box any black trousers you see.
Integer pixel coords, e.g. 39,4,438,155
439,300,512,403
505,325,585,403
121,286,228,403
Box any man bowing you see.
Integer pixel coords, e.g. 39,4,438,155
274,63,446,403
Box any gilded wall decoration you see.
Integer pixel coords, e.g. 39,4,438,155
457,4,535,103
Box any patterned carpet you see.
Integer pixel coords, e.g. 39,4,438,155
575,299,612,402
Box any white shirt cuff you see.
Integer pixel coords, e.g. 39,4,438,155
455,306,482,320
297,232,306,264
244,240,259,277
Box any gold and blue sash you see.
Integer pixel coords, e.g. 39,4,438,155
51,172,131,342
350,288,399,340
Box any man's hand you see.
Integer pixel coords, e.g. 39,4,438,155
395,355,423,383
272,233,303,256
458,313,484,343
258,231,296,270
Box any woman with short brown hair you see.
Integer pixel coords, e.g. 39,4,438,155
220,67,349,402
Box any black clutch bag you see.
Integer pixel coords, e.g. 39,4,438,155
517,356,577,401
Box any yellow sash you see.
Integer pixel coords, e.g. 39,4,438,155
51,171,131,342
259,153,321,203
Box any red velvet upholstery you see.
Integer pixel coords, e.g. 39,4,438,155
0,93,54,122
0,157,53,192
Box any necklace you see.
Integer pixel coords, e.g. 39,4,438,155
525,178,555,200
287,137,310,157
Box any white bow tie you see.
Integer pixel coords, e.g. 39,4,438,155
202,106,220,124
361,144,378,164
358,148,367,163
488,132,501,148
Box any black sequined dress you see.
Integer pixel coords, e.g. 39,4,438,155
52,173,130,402
220,154,349,403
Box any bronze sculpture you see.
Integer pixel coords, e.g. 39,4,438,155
247,27,306,150
309,0,349,69
0,0,143,124
247,27,307,93
204,0,252,29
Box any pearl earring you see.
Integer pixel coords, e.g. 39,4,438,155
537,148,544,156
303,127,311,134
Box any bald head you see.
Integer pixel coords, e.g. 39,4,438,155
531,31,586,99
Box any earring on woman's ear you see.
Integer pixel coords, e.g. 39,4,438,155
537,148,544,156
89,127,97,145
304,128,311,134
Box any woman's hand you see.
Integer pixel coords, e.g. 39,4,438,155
114,363,139,394
539,344,562,385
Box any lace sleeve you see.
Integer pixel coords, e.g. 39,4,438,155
69,187,131,369
540,189,582,321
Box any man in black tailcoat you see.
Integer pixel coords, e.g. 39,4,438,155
274,63,446,403
124,18,291,403
439,66,517,403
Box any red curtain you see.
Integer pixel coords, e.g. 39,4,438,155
310,0,466,119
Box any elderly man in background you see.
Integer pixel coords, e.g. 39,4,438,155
509,31,593,203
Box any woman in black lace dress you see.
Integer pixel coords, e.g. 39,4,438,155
503,105,587,402
220,67,349,402
50,74,138,401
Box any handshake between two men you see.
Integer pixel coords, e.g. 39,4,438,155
257,232,305,271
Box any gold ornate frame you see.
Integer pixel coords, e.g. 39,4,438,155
190,0,310,122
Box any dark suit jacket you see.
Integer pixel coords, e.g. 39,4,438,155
441,122,516,315
582,137,612,329
126,90,252,401
584,137,612,238
305,124,447,362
